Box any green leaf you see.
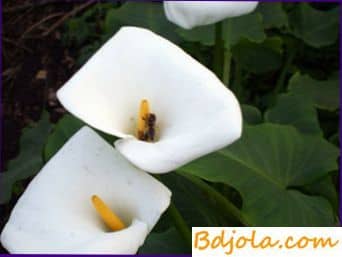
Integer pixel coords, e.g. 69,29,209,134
288,73,340,111
139,228,188,254
63,17,94,46
44,114,117,162
288,3,339,48
177,25,215,46
241,105,263,125
177,12,265,47
180,124,338,226
265,94,322,135
160,173,232,228
329,133,339,146
105,2,180,43
0,112,52,204
256,2,288,29
224,13,266,46
44,115,84,162
77,41,102,67
232,37,283,73
302,175,339,212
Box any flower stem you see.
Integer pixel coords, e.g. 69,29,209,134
177,171,250,226
232,61,243,99
213,21,224,80
167,202,192,248
223,49,232,86
274,44,297,94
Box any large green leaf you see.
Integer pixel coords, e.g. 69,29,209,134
256,2,288,29
232,37,283,73
139,228,188,254
288,73,339,111
0,112,52,204
105,2,180,43
265,94,322,135
180,124,338,226
44,114,84,162
302,175,339,213
160,173,234,228
288,3,339,48
178,12,265,47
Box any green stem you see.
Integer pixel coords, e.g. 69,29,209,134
223,49,232,86
178,172,250,226
232,61,243,99
213,21,224,80
274,46,297,94
167,202,192,248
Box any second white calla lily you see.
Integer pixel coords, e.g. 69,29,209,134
57,26,242,174
0,127,171,254
164,1,259,29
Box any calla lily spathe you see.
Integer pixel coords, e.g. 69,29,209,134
57,26,242,174
0,127,171,254
164,1,259,29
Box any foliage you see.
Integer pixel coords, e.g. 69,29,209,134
105,2,181,43
178,12,266,47
44,114,84,162
265,94,322,135
139,228,188,254
288,73,339,111
231,37,283,73
0,112,52,204
288,3,339,48
257,2,288,29
241,105,263,125
1,1,340,254
179,124,338,226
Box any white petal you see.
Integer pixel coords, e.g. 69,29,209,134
115,92,241,173
57,27,242,173
0,127,171,254
164,1,259,29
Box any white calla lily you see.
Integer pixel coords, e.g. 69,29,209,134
57,26,242,174
0,127,171,254
164,1,259,29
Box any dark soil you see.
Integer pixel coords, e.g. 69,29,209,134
1,1,97,252
1,0,98,169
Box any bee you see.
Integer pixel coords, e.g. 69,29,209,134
143,113,156,142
